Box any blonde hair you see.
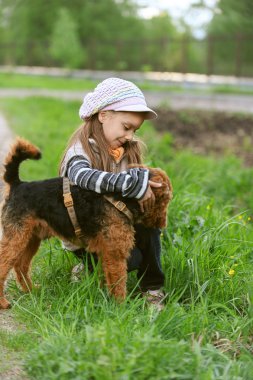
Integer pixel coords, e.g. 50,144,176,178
59,113,145,172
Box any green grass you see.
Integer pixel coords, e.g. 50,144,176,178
1,72,253,95
0,72,98,90
1,98,253,379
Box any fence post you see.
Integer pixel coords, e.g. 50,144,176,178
206,35,214,75
235,33,242,77
88,38,97,69
181,36,188,74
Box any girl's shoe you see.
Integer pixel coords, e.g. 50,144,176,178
142,289,166,311
71,262,85,282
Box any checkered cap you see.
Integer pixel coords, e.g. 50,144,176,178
79,77,157,120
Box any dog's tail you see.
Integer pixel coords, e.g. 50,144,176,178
3,138,41,186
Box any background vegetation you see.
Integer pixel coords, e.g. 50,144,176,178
1,93,253,378
0,0,252,75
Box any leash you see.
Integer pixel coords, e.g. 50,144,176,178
63,177,84,240
63,178,134,240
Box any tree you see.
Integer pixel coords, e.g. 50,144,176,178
0,0,187,70
207,0,253,34
49,8,84,68
206,0,253,75
143,12,182,71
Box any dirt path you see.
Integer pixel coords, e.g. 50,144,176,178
1,88,253,114
0,113,14,161
0,115,28,379
0,113,14,203
0,311,28,380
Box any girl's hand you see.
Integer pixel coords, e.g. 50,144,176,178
138,180,162,213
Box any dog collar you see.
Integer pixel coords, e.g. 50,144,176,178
104,195,133,223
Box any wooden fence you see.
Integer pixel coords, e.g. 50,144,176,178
1,34,253,77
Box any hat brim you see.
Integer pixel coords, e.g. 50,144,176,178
112,104,157,119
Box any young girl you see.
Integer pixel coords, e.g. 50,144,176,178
60,77,165,310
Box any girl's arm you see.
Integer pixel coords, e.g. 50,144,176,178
67,155,149,199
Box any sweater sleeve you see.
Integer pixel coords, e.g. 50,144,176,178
66,155,149,199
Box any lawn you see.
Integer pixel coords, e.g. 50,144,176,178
1,97,253,379
1,72,253,95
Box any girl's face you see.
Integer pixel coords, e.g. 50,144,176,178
98,111,145,149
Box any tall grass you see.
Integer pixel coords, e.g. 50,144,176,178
1,98,253,379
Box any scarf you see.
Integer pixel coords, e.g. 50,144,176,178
108,147,125,163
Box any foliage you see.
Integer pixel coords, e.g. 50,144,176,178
206,0,253,76
1,97,253,377
0,0,189,71
1,0,252,74
142,13,182,72
49,8,84,69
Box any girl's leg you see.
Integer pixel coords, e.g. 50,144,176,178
134,224,165,291
127,247,142,272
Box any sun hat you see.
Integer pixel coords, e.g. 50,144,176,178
79,77,157,120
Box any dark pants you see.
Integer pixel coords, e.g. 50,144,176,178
73,225,165,291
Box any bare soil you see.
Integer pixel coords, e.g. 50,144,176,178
0,312,28,380
153,108,253,166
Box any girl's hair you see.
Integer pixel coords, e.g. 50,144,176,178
59,113,145,173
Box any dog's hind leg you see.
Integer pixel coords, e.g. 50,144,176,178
0,238,15,309
0,225,34,309
13,234,41,293
0,236,26,309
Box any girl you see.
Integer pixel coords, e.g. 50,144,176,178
60,77,165,310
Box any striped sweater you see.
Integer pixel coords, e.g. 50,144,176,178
60,140,149,199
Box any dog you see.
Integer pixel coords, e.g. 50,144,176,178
0,138,173,309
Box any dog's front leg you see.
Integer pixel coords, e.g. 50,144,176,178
102,255,128,301
87,211,135,302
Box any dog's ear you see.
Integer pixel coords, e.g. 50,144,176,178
141,203,168,228
155,213,167,228
149,168,173,200
141,167,173,228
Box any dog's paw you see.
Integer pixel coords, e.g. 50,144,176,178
0,297,12,309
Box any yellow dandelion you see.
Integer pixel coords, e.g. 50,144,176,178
238,215,243,220
248,217,251,221
229,269,235,276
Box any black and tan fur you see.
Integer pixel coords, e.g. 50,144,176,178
0,138,173,309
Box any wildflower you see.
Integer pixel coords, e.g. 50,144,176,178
228,269,235,276
238,215,243,220
248,217,252,221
